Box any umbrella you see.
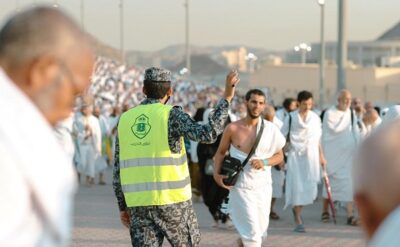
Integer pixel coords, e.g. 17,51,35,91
323,167,337,224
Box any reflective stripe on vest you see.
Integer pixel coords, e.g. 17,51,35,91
122,176,191,192
120,154,187,168
118,103,191,207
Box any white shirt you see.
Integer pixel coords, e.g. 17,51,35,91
54,113,75,163
275,108,288,122
369,206,400,247
0,68,77,246
233,118,286,189
383,105,400,122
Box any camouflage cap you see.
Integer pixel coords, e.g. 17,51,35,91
144,67,172,82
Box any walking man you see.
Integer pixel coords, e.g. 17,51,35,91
321,89,360,225
354,119,400,247
282,91,327,232
214,89,285,247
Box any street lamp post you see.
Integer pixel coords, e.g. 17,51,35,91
184,0,191,75
294,43,312,64
245,53,258,73
119,0,125,64
317,0,326,108
337,0,347,92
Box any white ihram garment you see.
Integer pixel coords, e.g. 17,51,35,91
74,115,104,178
321,107,359,202
228,118,285,247
369,206,400,247
0,68,76,246
282,111,322,208
271,116,284,198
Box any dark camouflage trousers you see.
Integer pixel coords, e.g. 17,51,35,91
128,200,200,247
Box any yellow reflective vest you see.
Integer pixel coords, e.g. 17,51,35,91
118,103,191,207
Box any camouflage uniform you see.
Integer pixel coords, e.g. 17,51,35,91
128,200,200,247
113,97,229,247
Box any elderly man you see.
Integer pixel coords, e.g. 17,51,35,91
362,108,382,136
351,97,365,121
321,89,360,225
354,120,400,247
0,6,94,246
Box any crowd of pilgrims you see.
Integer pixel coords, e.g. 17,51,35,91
55,56,400,229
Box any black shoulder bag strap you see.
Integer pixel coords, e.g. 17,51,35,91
350,109,358,143
286,114,292,143
350,108,354,128
240,119,265,168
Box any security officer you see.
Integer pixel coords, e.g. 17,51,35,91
113,67,239,246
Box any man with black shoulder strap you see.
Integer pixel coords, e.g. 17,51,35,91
321,89,361,225
112,67,240,247
213,89,285,247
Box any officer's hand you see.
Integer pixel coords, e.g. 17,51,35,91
213,172,233,190
224,70,240,102
120,210,130,228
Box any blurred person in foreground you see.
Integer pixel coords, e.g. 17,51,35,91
354,119,400,247
0,6,94,246
113,67,240,246
214,89,285,247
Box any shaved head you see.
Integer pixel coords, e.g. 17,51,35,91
0,6,88,69
363,109,379,125
354,120,400,238
337,89,352,111
0,6,94,125
264,104,275,122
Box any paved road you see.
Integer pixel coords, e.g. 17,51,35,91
72,167,365,247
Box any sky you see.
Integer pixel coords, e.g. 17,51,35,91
1,0,399,52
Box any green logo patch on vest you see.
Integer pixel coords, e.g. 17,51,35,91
131,114,151,139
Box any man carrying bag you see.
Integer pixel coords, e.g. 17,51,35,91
213,89,285,247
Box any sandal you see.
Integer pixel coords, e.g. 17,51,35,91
321,212,330,222
293,223,306,233
347,216,359,226
270,211,280,220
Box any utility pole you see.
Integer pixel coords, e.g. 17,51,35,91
337,0,347,92
317,0,326,108
119,0,125,64
184,0,191,74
